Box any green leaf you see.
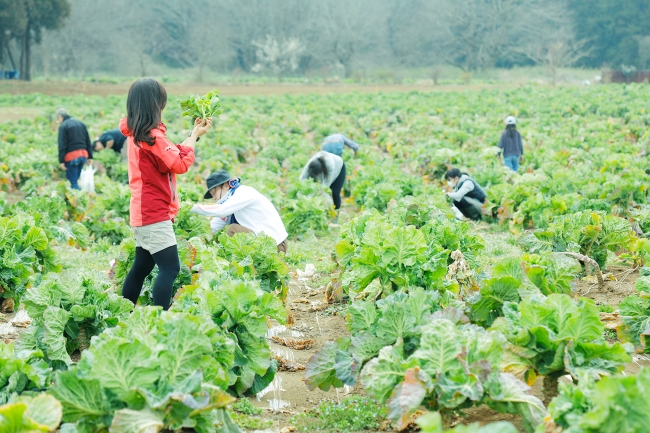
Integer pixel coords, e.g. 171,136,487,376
49,369,109,423
386,367,432,430
360,346,414,403
412,319,464,377
19,394,63,432
305,339,349,391
556,298,603,341
85,338,159,401
487,373,546,432
346,301,377,333
157,315,214,385
42,307,72,365
109,407,164,433
469,277,521,327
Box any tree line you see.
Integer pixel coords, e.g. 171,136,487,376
1,0,648,80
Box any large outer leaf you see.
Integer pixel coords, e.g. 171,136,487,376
618,295,650,352
386,367,432,431
49,370,109,423
412,319,463,377
85,338,159,401
577,367,650,432
158,315,214,385
109,407,164,433
556,298,603,341
487,373,546,432
0,401,29,432
305,339,349,391
360,346,415,403
380,225,428,268
42,306,72,365
346,301,377,333
21,394,63,431
22,277,62,319
469,277,521,327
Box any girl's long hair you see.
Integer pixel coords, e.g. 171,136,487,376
307,156,329,180
506,123,517,138
126,78,168,147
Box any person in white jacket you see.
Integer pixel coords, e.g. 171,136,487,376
445,168,487,221
190,170,289,253
300,150,345,210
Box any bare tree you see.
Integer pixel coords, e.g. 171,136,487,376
519,38,592,85
251,35,304,80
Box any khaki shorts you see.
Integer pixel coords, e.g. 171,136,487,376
132,220,176,254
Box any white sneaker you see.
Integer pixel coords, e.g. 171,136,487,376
452,207,468,221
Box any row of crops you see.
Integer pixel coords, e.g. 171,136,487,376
1,84,650,432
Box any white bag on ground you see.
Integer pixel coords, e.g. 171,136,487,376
79,165,96,193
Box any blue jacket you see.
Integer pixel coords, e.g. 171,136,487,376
321,134,359,156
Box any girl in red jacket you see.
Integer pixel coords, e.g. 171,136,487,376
120,78,211,310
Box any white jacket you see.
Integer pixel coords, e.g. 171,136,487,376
190,185,288,245
299,151,344,187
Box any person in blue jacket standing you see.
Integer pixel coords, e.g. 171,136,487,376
321,133,359,157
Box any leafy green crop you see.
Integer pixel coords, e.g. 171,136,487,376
174,276,285,396
0,343,51,405
417,411,517,433
49,307,238,433
492,294,631,389
19,270,133,368
546,367,650,433
336,200,484,299
617,276,650,352
0,213,60,305
519,211,634,268
179,90,224,120
305,289,545,432
0,394,62,432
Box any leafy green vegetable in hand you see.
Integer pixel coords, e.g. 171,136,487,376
180,90,223,120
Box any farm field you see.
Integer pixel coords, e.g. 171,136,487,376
1,83,650,433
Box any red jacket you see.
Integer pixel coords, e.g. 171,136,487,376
119,118,195,227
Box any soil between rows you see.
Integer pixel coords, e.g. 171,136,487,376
1,262,647,432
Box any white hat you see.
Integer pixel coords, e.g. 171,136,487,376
505,116,516,125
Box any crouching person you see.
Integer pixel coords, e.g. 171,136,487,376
190,170,289,253
445,168,486,221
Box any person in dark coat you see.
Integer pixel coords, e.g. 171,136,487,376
445,168,487,221
92,128,127,155
497,116,524,172
57,108,93,190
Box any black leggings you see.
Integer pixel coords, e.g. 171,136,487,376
121,245,180,310
453,198,483,221
330,163,346,210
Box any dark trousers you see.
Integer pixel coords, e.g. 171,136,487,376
453,197,483,221
121,245,180,310
330,163,346,210
65,157,87,190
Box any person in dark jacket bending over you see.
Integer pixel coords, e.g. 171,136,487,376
445,168,487,221
92,128,127,156
321,133,359,157
497,116,524,172
56,108,93,190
